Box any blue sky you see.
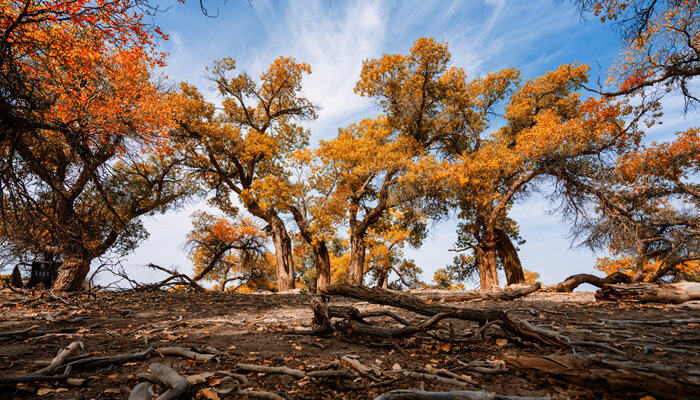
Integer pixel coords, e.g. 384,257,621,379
117,0,695,289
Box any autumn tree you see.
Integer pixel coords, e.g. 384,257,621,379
0,6,194,291
173,57,316,291
545,1,697,285
443,63,644,289
186,211,275,292
315,117,424,286
570,0,699,110
335,37,499,286
364,210,426,289
558,127,698,282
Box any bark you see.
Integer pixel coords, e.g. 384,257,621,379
10,265,23,288
52,255,90,292
476,242,499,290
348,232,366,286
411,283,541,302
541,272,631,292
505,353,700,400
494,228,525,285
309,241,331,293
268,215,295,291
289,205,330,292
595,282,700,303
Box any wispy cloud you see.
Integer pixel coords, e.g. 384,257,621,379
245,0,389,139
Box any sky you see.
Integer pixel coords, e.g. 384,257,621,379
114,0,696,289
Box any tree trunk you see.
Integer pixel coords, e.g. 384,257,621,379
315,240,331,292
376,268,388,289
476,242,499,290
52,255,90,292
269,216,295,291
10,265,23,288
494,228,525,285
348,233,366,286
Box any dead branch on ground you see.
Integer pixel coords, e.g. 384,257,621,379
595,282,700,303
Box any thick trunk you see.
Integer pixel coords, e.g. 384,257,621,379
52,255,90,292
269,216,295,291
376,269,388,289
476,241,499,290
315,241,331,292
494,228,525,285
348,233,366,286
10,265,23,288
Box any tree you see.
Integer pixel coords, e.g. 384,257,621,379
445,63,644,289
173,57,317,291
570,0,699,110
186,211,275,292
561,127,699,282
364,210,426,289
315,117,422,286
0,22,191,291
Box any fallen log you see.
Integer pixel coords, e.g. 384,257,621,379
411,283,542,302
595,282,700,303
319,285,568,347
504,353,700,399
541,272,630,292
374,390,550,399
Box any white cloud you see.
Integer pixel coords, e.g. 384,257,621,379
246,0,389,139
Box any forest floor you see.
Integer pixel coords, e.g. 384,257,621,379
0,289,698,400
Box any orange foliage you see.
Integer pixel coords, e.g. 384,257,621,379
596,256,699,281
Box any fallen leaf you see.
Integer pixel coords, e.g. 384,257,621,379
207,378,221,386
392,363,401,370
496,338,508,347
197,389,221,400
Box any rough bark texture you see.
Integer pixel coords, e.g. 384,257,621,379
348,233,366,286
269,216,295,291
595,282,700,303
10,265,23,288
411,283,541,302
52,256,90,292
505,353,700,400
494,228,525,285
542,272,631,292
476,243,499,290
314,241,331,292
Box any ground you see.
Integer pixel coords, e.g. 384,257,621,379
0,289,698,399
